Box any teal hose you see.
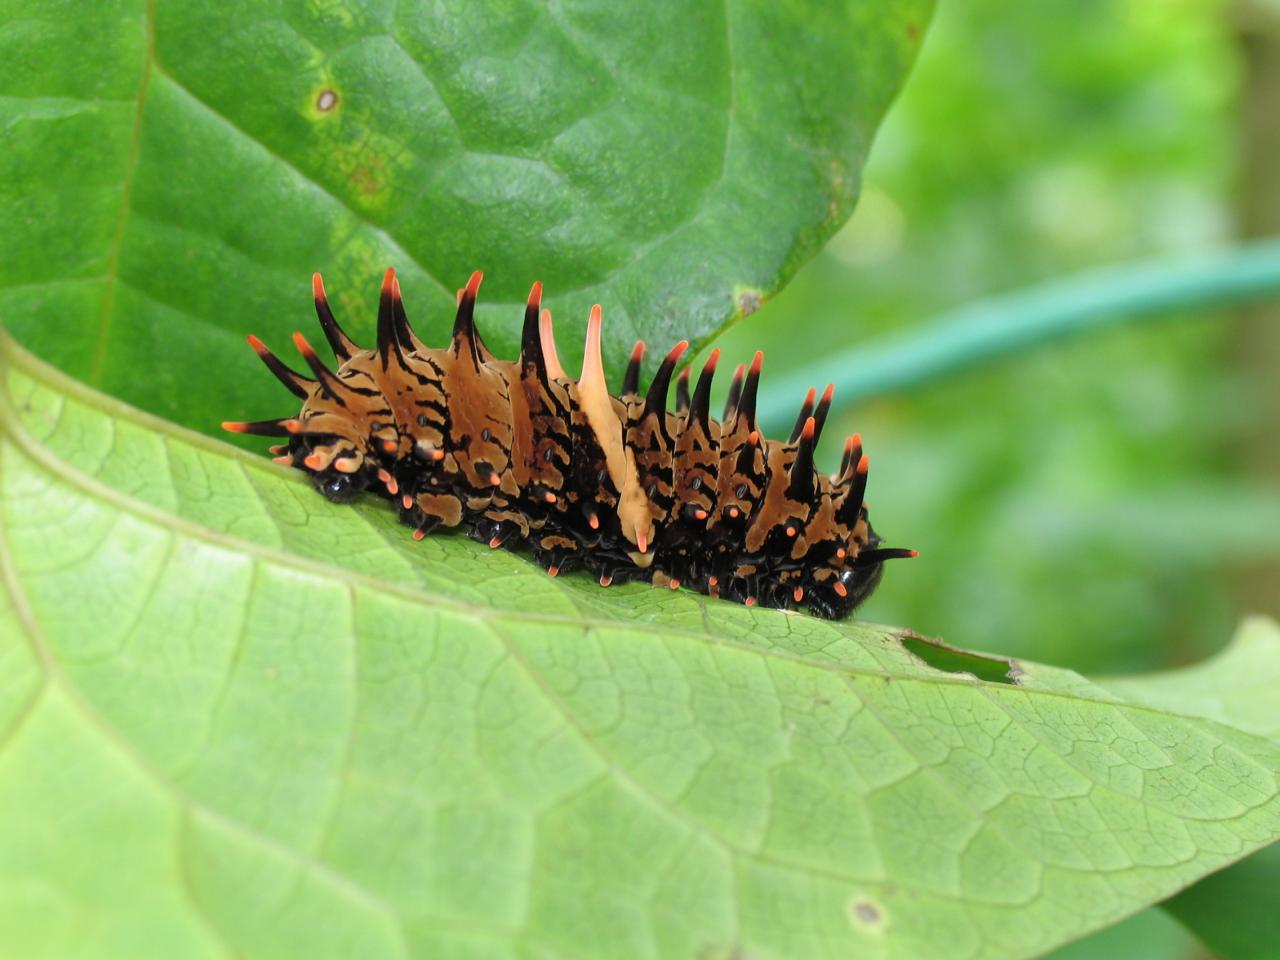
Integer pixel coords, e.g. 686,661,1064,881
757,237,1280,433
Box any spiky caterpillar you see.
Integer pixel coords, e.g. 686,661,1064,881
222,269,915,619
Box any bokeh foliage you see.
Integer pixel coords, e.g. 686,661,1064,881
710,0,1272,678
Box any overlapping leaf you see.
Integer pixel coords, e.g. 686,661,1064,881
1097,619,1280,959
0,0,930,439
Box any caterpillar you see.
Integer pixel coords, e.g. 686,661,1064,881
222,269,915,619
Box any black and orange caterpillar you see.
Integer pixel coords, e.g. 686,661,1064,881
223,269,915,618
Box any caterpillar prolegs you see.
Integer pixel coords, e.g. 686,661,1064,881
222,269,915,619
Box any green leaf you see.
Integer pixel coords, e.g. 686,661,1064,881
4,336,1280,959
1041,906,1198,960
1162,844,1280,960
1100,617,1280,742
1096,619,1280,959
0,0,931,439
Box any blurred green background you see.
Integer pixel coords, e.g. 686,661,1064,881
711,0,1279,678
710,6,1280,951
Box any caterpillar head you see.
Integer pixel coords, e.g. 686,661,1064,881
804,517,917,619
808,562,886,621
313,461,368,504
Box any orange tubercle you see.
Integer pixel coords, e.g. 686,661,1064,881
291,331,316,359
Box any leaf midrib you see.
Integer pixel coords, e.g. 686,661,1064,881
90,0,155,386
12,360,1280,788
10,344,1280,746
0,400,935,687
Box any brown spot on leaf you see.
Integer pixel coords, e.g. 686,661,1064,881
697,944,749,960
737,290,761,317
850,899,884,929
316,89,339,112
349,165,383,197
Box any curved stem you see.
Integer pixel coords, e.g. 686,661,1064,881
757,237,1280,433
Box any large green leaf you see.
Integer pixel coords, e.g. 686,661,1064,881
1162,844,1280,960
0,0,930,439
4,337,1280,959
1097,619,1280,959
1101,617,1280,742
